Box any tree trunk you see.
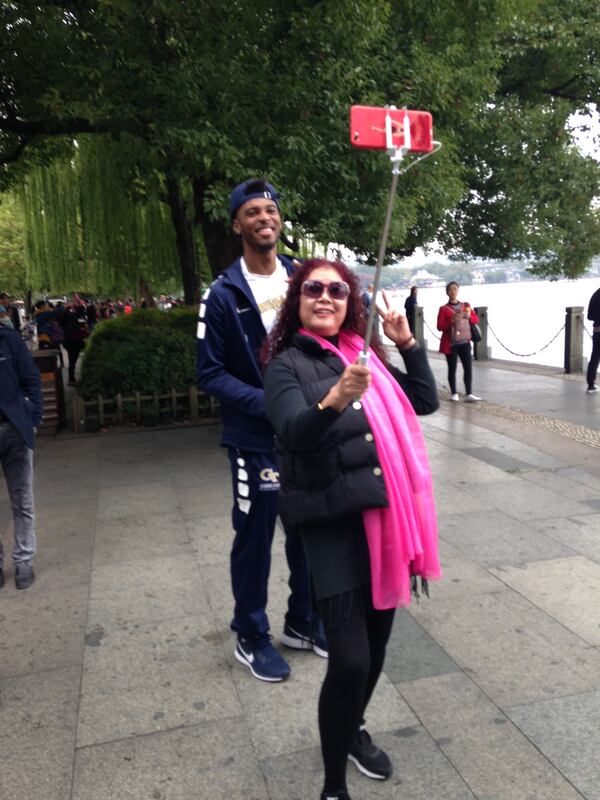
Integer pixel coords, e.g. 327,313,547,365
192,176,241,277
165,175,200,305
138,277,157,308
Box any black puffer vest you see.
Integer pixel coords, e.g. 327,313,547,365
274,335,388,527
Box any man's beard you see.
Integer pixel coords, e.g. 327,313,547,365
244,234,277,253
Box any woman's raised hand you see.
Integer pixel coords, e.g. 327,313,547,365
323,362,372,411
377,290,415,348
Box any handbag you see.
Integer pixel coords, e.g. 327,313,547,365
470,322,482,342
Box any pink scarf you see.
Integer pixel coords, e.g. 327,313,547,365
299,328,441,608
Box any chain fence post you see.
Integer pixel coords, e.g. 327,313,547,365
564,306,584,373
474,306,489,361
414,305,426,349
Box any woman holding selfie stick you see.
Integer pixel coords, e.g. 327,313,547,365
262,259,440,800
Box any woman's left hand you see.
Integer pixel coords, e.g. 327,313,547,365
377,290,415,348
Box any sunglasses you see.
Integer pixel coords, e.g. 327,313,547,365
301,279,350,300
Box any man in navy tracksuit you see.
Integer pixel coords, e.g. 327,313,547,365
0,323,43,590
196,178,326,682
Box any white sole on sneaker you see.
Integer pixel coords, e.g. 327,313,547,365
347,753,388,780
234,647,286,682
312,643,328,658
281,629,313,650
281,627,329,658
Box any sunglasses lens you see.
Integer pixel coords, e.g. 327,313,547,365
301,280,350,299
302,281,324,298
328,282,350,299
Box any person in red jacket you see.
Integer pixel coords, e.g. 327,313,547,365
437,281,482,402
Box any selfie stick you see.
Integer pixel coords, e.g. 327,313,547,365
359,107,441,367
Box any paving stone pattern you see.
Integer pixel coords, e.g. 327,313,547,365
1,375,600,799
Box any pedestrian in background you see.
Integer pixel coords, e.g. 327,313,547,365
61,296,89,385
0,322,43,590
404,286,418,334
586,286,600,394
0,292,20,331
437,281,482,402
263,259,440,800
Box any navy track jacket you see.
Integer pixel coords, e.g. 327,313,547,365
196,255,296,452
0,327,43,449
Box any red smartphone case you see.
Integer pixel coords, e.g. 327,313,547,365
350,106,434,153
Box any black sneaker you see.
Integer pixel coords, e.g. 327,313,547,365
348,728,392,780
281,620,328,658
320,792,352,800
15,563,35,590
0,567,4,589
235,635,291,682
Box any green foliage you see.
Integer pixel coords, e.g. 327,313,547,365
2,0,600,284
0,193,26,294
21,136,180,294
78,307,197,399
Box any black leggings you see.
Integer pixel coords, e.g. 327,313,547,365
445,341,472,395
318,586,395,794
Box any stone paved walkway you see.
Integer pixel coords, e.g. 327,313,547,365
1,361,600,800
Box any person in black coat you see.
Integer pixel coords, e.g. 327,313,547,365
263,259,440,800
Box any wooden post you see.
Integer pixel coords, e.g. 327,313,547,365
189,386,199,423
171,388,178,418
135,391,141,422
153,391,159,417
98,395,105,427
72,394,86,434
116,393,123,424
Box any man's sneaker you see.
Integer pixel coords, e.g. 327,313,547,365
281,620,328,658
320,792,352,800
450,393,459,401
15,563,35,590
348,728,392,780
587,385,599,394
0,567,4,589
235,635,290,682
464,393,481,402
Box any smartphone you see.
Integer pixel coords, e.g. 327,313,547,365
350,106,434,153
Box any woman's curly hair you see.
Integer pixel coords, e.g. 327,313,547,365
261,258,387,365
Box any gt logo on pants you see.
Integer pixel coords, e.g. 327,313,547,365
260,467,279,483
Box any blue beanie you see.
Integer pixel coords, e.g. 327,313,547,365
229,178,280,219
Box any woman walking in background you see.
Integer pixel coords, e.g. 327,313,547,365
263,259,440,800
437,281,481,402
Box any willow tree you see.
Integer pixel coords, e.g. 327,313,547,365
21,136,184,297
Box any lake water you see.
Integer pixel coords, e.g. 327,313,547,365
389,277,600,369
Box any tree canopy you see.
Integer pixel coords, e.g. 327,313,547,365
2,0,600,299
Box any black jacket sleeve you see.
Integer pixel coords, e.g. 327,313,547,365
264,358,341,451
385,344,439,415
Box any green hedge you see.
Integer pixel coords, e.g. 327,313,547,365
78,308,198,399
